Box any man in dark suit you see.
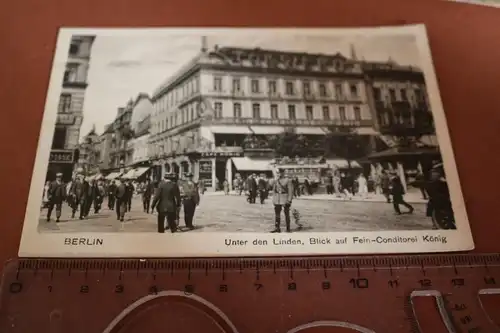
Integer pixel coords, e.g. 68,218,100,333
69,174,89,220
390,173,414,215
142,179,154,214
46,172,66,222
151,173,181,233
114,178,128,222
247,174,257,204
125,179,135,212
107,180,117,210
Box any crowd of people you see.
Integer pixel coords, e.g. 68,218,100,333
40,171,201,233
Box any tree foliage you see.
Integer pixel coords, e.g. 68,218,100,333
322,126,368,169
268,131,309,157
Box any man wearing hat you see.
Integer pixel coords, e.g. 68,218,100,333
46,172,66,222
271,168,294,233
114,177,128,222
69,173,89,220
180,172,200,230
151,173,182,233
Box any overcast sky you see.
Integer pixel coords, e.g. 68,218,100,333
78,31,421,139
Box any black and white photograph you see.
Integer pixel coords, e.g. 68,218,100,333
18,25,473,257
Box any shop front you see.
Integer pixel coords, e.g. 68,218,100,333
46,149,76,183
191,148,243,191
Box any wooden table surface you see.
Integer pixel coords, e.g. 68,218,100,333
0,0,499,268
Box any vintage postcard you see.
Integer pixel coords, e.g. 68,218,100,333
18,25,474,257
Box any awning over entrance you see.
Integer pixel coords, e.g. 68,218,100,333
105,172,122,180
87,174,103,181
231,157,272,171
133,167,150,179
419,135,438,147
210,125,252,135
250,126,285,135
122,169,136,179
354,127,378,135
326,159,362,169
295,127,327,135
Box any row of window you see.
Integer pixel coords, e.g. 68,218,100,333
152,103,200,135
152,101,364,135
213,76,359,98
154,77,200,115
373,86,424,104
213,102,362,122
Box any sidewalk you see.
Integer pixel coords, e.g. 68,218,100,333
202,190,427,204
294,192,427,204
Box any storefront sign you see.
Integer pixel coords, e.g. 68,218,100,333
56,114,76,125
200,151,241,158
199,160,212,174
198,160,213,187
49,150,74,164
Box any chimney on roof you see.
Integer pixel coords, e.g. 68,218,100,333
201,36,208,53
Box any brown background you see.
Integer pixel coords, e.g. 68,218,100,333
0,0,499,271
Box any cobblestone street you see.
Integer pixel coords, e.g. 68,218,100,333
38,193,434,233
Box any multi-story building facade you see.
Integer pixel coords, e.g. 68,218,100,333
76,126,100,175
108,102,134,171
96,123,114,171
149,42,377,189
47,35,95,182
363,61,435,145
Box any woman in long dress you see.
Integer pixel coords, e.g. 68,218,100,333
357,174,368,198
41,181,50,210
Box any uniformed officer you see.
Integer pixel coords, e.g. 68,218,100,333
272,168,294,233
181,172,200,230
46,172,66,222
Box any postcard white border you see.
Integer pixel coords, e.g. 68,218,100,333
18,24,474,257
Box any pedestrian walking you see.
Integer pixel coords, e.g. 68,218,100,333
380,170,391,203
46,173,66,222
93,180,105,213
247,174,257,203
107,180,116,210
142,179,154,213
258,174,268,204
125,179,134,212
340,173,353,200
271,168,294,233
69,174,89,220
356,173,368,198
151,173,182,233
390,174,414,215
114,178,128,222
181,172,200,230
223,179,229,195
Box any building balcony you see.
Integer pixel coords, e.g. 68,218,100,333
207,117,373,128
302,93,316,101
378,122,436,136
62,80,88,89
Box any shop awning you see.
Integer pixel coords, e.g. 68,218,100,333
250,126,285,135
122,169,136,179
295,127,327,135
231,157,272,171
210,125,252,135
133,167,150,178
419,135,439,147
87,174,103,181
104,172,120,180
354,127,378,135
326,159,362,169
